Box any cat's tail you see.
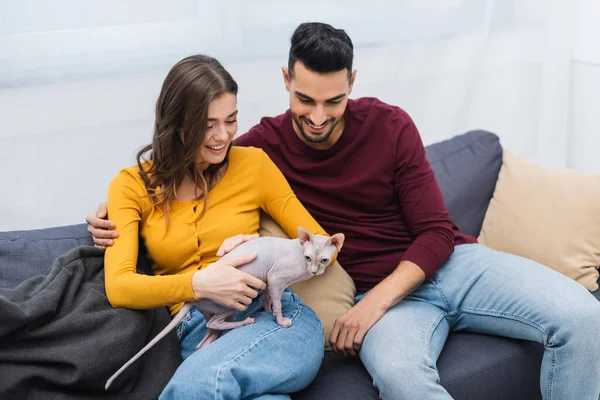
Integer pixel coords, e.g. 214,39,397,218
104,303,192,390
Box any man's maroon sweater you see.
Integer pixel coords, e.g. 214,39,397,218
234,97,476,292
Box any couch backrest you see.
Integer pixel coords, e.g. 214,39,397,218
426,130,503,238
0,130,503,289
0,223,152,289
0,224,93,288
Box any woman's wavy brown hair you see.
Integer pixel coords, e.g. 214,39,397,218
136,55,238,226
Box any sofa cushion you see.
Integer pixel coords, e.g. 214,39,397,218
0,224,94,289
479,150,600,291
439,333,543,400
291,351,378,400
292,332,543,400
426,130,503,238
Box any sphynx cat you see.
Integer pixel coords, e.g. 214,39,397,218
105,226,345,390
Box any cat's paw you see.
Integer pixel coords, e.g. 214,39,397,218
243,317,255,325
278,317,292,328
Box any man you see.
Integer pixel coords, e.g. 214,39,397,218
88,22,600,399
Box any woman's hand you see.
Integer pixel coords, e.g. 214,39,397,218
192,252,266,311
216,234,259,256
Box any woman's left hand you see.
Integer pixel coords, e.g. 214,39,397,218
217,234,259,256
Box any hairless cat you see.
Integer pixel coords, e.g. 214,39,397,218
105,226,345,390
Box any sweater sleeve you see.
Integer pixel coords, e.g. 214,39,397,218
257,150,328,239
394,115,455,278
103,170,198,310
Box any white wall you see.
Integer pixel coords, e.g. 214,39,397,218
1,0,599,231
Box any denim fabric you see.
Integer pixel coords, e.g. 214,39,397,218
357,244,600,400
160,288,324,399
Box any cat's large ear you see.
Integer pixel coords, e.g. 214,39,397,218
327,233,345,252
297,227,313,244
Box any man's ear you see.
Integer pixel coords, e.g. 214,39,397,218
348,69,358,95
327,233,345,252
282,66,291,92
297,226,313,244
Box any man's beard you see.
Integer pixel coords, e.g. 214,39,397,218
291,114,343,144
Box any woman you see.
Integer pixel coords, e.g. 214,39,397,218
103,54,326,399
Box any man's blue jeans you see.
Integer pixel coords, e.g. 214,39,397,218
357,243,600,399
159,287,323,400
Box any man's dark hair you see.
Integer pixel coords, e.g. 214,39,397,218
288,22,354,78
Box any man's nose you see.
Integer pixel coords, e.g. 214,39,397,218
310,107,327,126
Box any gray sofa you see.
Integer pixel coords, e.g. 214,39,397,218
1,130,598,399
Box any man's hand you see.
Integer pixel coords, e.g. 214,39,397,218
329,294,388,356
216,234,259,257
329,260,426,356
85,202,118,249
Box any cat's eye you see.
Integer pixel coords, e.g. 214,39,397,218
321,259,329,264
305,256,312,262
